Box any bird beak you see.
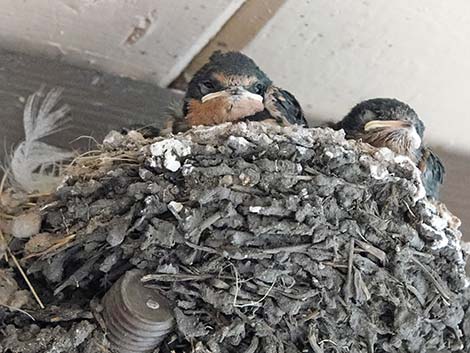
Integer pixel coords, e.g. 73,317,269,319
364,120,411,131
201,87,263,104
364,119,421,150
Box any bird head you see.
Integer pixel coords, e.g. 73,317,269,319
183,51,272,126
340,98,425,158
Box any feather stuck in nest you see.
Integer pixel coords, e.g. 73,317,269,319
6,87,74,193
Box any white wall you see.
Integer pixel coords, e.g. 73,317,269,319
245,0,470,153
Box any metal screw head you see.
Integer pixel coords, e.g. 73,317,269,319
146,298,160,310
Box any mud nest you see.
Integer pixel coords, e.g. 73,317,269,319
0,122,469,353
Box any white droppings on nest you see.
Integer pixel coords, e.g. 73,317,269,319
296,146,308,155
421,201,449,231
447,233,466,270
168,201,184,221
369,164,384,180
257,133,274,146
462,242,470,286
322,145,351,162
299,188,309,199
359,155,390,180
429,213,448,231
249,206,263,214
149,158,158,168
190,122,233,142
325,151,335,159
436,202,462,230
168,201,183,213
296,126,343,149
181,163,194,176
239,172,251,186
420,200,466,270
157,263,179,274
393,155,415,167
421,223,449,250
373,147,396,161
150,138,191,172
226,136,255,152
394,155,426,202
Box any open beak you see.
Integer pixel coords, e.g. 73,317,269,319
364,119,411,132
201,87,263,104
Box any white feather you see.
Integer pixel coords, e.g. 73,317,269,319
7,87,74,193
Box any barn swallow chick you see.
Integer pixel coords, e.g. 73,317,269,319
137,51,307,135
336,98,445,199
337,98,423,160
183,51,307,128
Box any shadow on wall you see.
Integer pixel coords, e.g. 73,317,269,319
435,148,470,241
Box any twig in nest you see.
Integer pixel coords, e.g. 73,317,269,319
411,256,451,302
355,239,387,265
0,167,8,195
300,309,321,324
187,212,222,242
7,247,45,309
424,294,440,316
322,261,348,269
67,149,102,167
70,134,100,147
403,200,416,219
26,192,52,199
318,339,339,353
142,273,213,282
405,283,427,307
184,241,220,256
184,240,311,261
0,229,6,260
230,263,276,308
308,325,324,353
344,238,355,302
225,243,311,260
0,303,35,321
22,233,77,260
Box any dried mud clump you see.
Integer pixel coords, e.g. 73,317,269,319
0,122,469,353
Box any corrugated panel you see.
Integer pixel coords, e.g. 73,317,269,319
0,0,245,86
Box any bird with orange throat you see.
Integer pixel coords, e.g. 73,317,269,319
173,50,307,132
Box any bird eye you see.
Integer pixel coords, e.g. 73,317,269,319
199,81,215,95
254,83,264,94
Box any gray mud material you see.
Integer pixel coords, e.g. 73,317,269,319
0,122,469,353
